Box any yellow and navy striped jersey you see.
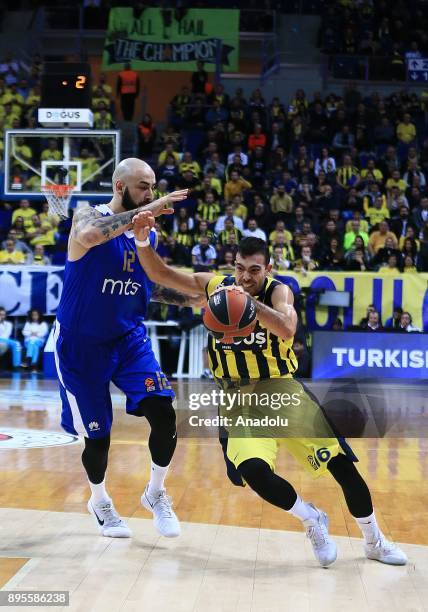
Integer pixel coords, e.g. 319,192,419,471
218,228,243,246
337,165,359,186
197,201,221,223
193,230,216,245
205,275,297,382
173,231,194,248
269,243,295,262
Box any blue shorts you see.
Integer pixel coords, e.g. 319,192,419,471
53,322,174,438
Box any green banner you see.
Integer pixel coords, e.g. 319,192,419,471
102,7,239,72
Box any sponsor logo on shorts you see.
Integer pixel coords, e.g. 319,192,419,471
145,377,156,392
88,421,100,431
0,433,12,441
307,454,320,470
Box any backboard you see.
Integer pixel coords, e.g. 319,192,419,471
4,128,121,199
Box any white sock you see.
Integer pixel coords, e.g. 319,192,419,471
88,478,110,504
288,495,319,522
147,461,169,498
355,512,381,544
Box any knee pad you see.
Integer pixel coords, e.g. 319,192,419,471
134,396,176,437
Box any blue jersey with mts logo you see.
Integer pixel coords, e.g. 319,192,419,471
56,205,157,340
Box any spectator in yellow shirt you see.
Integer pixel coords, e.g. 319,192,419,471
179,151,201,177
92,86,111,111
13,137,33,170
368,220,398,255
270,184,294,217
0,100,21,118
41,139,62,162
158,142,180,166
92,73,112,97
26,215,56,247
0,238,26,264
204,169,222,197
378,254,400,274
345,211,369,234
396,113,417,144
231,194,248,221
12,199,37,228
269,220,293,246
402,255,417,273
25,84,41,108
386,170,407,193
39,201,60,228
364,194,389,227
360,159,384,182
224,170,252,203
270,232,295,261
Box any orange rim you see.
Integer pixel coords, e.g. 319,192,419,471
41,184,74,195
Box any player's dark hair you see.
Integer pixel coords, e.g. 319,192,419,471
238,237,270,265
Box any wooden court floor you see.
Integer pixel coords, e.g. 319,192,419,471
0,376,427,612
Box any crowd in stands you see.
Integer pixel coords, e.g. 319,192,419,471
0,307,50,372
2,71,428,274
0,198,71,265
332,303,421,333
320,0,428,80
148,76,428,275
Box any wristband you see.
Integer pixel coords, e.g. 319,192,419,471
135,237,151,248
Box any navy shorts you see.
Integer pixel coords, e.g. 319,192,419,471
53,322,174,438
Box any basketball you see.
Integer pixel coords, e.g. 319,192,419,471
203,287,257,342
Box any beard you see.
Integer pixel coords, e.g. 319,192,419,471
121,187,140,211
122,186,152,211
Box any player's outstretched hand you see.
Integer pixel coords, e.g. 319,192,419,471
142,189,189,218
132,210,155,242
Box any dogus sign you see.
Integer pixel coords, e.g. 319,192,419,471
312,331,428,379
38,108,93,127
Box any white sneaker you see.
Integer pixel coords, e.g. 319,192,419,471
141,485,181,538
303,504,337,567
364,535,408,565
87,499,132,538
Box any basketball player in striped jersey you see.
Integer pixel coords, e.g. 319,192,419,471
132,222,407,568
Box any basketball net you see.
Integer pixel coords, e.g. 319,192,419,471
41,184,74,219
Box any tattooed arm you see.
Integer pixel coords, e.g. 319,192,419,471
70,189,189,251
70,206,138,249
151,284,207,308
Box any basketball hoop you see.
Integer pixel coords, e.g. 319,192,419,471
41,184,75,219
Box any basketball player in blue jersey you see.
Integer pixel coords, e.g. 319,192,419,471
55,157,199,539
132,219,408,568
